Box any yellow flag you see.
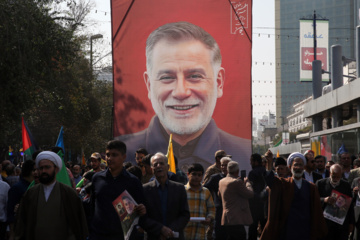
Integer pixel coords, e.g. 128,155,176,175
166,134,176,174
101,158,108,166
276,150,280,158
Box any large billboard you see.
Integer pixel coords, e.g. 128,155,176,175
299,19,329,82
111,0,252,173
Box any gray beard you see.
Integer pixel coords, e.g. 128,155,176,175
330,178,340,187
291,169,304,179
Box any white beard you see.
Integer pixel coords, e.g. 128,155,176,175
291,169,304,179
330,178,340,187
153,97,216,135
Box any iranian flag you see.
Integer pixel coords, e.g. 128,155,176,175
22,117,38,160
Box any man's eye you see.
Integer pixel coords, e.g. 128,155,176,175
189,74,203,79
187,74,204,81
159,76,175,81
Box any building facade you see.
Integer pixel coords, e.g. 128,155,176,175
287,96,312,133
275,0,359,126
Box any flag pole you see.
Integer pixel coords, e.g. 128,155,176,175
166,134,176,174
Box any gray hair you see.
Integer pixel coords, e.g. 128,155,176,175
145,21,222,72
330,163,342,174
227,161,239,174
150,152,168,167
220,157,232,164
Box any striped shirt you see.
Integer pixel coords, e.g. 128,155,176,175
184,183,215,240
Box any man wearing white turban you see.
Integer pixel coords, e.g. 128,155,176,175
15,151,88,240
260,152,327,240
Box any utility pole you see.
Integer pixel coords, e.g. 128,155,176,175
280,116,285,132
90,34,103,71
260,123,267,149
313,10,317,60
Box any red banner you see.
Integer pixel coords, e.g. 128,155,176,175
301,47,327,71
111,0,252,172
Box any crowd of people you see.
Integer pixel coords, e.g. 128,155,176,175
1,141,360,240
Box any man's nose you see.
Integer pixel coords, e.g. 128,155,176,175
171,77,191,99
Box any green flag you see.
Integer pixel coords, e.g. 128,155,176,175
28,151,72,190
56,150,72,187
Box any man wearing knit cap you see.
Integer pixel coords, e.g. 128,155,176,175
260,152,327,240
15,151,88,240
303,150,322,184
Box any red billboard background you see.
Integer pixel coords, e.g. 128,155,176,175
301,47,327,71
112,0,252,138
111,0,252,171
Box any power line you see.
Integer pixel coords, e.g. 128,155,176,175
93,9,109,15
253,26,356,30
253,32,354,41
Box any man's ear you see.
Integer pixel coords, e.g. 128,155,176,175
216,67,225,98
144,72,151,100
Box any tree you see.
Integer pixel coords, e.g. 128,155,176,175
0,0,110,161
0,0,77,152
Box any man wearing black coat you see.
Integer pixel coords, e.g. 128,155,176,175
316,164,355,240
204,156,231,240
143,153,190,240
248,153,267,240
315,155,330,179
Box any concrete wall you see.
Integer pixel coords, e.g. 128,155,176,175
270,142,302,157
304,79,360,118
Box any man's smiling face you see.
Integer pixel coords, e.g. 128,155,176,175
144,39,224,135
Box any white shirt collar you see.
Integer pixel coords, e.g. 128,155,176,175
304,171,314,183
43,181,56,202
293,177,302,189
155,178,169,188
155,178,160,187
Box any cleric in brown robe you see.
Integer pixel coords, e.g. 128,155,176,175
260,152,327,240
15,151,88,240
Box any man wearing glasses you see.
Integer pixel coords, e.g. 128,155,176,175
303,150,322,184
